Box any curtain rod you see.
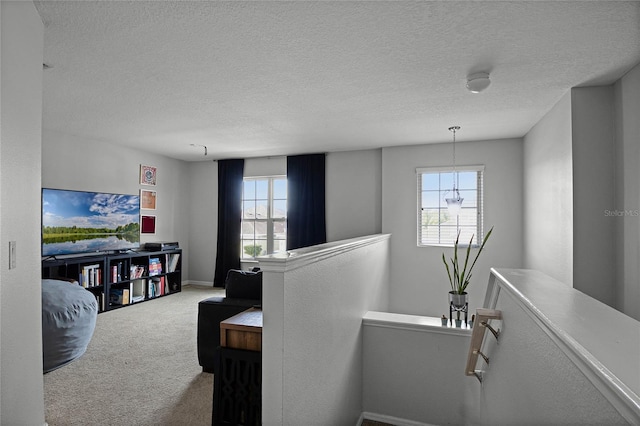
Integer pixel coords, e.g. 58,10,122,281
211,153,327,162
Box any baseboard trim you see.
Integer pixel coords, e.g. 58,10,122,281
183,280,214,287
359,411,438,426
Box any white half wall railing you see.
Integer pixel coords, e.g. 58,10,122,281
362,312,475,426
363,268,640,425
259,234,391,425
481,268,640,425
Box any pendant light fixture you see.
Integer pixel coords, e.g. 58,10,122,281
444,126,463,216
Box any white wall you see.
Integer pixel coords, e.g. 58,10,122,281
326,149,382,242
523,91,574,286
614,62,640,320
41,130,192,280
244,156,286,178
571,86,616,306
382,139,523,317
524,82,637,313
260,235,390,425
0,1,46,424
186,160,217,284
363,315,476,425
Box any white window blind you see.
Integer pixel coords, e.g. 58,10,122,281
241,176,287,258
417,165,484,247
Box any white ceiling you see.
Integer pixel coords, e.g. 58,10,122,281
34,1,640,162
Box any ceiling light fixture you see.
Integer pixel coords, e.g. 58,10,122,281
466,72,491,93
444,126,463,216
190,143,208,156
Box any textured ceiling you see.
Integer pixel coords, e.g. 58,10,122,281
34,1,640,162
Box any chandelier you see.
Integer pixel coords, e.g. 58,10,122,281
444,126,463,216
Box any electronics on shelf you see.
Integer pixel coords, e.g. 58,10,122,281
144,241,179,251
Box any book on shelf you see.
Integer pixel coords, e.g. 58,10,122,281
111,262,125,282
95,292,105,312
80,264,101,288
148,257,162,276
148,280,155,298
130,264,146,279
110,288,130,305
148,277,165,298
109,289,121,305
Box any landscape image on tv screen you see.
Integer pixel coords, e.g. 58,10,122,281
42,188,140,256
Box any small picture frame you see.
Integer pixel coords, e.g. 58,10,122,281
141,215,156,234
140,165,157,186
140,189,157,210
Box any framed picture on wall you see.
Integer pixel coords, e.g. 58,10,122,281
140,189,157,210
140,164,157,186
141,215,156,234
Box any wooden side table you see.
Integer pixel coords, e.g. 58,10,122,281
220,307,263,351
213,308,263,426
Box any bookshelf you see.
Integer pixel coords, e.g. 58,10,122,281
42,249,182,313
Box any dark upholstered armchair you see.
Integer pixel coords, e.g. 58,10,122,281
197,269,262,373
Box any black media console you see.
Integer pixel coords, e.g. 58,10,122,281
42,248,182,313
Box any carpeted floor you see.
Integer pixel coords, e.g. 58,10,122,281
43,285,224,426
43,284,399,426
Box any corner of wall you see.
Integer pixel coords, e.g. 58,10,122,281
570,85,616,307
612,62,640,319
0,1,46,424
522,90,573,286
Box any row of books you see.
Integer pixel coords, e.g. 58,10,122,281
110,278,169,306
148,254,181,275
94,292,105,312
149,257,162,276
130,264,147,279
149,276,169,298
80,264,102,288
105,253,180,284
109,263,151,282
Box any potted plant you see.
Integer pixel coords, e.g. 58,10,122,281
442,226,494,325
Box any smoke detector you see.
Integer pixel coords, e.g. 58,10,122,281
466,72,491,93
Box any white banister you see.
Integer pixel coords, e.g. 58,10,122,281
487,268,640,424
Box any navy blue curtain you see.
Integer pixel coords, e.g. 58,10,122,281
287,153,326,250
214,159,244,287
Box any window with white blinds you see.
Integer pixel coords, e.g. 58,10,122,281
241,177,287,259
417,165,484,247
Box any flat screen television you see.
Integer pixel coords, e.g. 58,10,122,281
42,188,140,257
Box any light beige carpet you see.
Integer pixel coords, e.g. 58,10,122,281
44,285,224,426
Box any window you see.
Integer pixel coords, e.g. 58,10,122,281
241,177,287,259
417,166,484,247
